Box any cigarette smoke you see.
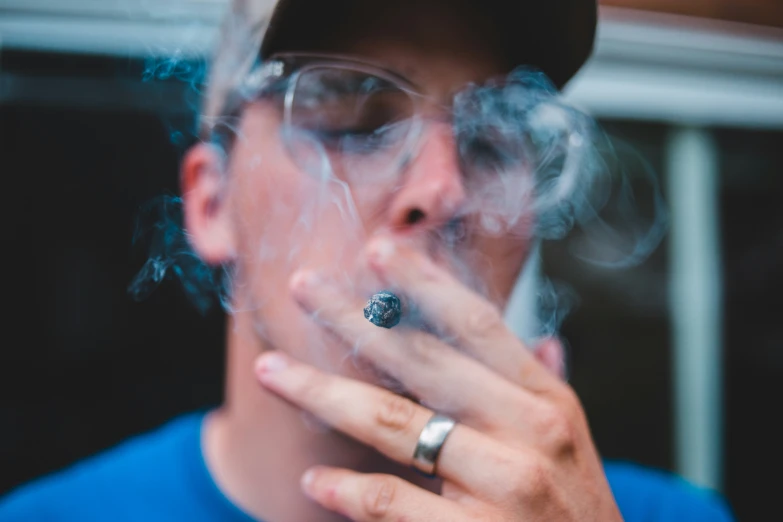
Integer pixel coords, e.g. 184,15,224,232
129,8,668,388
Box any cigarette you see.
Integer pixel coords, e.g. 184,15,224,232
364,291,403,329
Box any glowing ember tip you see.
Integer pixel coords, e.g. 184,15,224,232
364,291,402,329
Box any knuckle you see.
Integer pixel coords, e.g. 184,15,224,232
362,476,397,519
376,394,417,434
514,456,554,499
408,333,439,364
465,304,505,340
562,387,588,423
536,405,577,456
549,384,579,408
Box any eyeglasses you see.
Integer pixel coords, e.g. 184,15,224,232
233,53,429,185
229,53,582,211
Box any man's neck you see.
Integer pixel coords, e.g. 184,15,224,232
202,313,439,522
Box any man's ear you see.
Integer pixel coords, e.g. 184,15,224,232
181,143,237,265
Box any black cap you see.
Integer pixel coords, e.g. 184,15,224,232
260,0,597,89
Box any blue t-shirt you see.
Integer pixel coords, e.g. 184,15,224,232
0,413,734,521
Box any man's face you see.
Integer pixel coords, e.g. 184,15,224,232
185,2,535,379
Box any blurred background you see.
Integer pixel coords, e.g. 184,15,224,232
0,1,781,520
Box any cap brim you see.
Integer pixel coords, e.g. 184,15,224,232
260,0,596,89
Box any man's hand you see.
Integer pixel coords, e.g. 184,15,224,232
254,238,623,522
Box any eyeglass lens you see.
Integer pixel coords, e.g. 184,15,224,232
287,66,417,183
283,65,568,206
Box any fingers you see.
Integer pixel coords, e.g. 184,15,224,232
366,237,556,391
255,352,521,490
301,467,474,522
289,271,539,428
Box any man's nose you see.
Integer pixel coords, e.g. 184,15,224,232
387,123,467,231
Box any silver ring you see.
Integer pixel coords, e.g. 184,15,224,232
412,414,457,477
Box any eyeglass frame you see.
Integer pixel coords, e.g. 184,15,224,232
212,53,466,172
210,51,581,199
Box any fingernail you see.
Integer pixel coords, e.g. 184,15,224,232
290,270,321,297
369,238,395,267
255,353,288,377
301,468,318,496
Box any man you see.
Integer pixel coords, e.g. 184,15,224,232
1,0,733,521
